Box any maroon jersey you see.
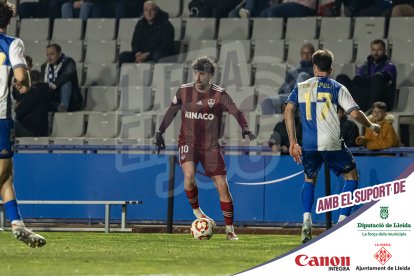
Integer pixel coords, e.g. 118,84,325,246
159,82,249,149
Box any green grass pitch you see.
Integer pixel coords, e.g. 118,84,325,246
0,232,300,275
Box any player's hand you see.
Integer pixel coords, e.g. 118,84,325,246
370,124,381,135
242,129,256,141
289,143,302,164
355,136,366,146
14,82,29,94
155,131,165,154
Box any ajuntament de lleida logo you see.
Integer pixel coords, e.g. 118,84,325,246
380,206,389,219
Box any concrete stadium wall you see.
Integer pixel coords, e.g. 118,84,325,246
13,153,414,224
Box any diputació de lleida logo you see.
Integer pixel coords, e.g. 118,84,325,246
380,206,389,219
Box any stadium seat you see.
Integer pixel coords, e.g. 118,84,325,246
51,40,84,63
319,17,352,41
185,39,218,63
321,39,354,64
220,63,252,88
156,0,182,17
221,112,258,144
119,113,155,144
257,114,283,144
52,18,83,41
85,112,120,145
118,40,132,53
395,63,414,88
118,86,153,113
50,112,85,139
226,86,256,112
391,40,414,64
251,18,284,41
388,17,414,43
152,63,185,87
84,63,117,86
184,18,216,41
219,40,251,64
85,86,119,112
286,39,318,65
182,0,191,17
256,87,277,114
117,18,139,43
152,86,176,113
7,17,17,37
392,87,414,136
353,17,386,42
19,18,50,41
169,18,183,40
252,40,285,64
217,18,249,40
254,63,286,89
84,40,117,64
330,63,356,80
285,17,317,42
119,63,153,87
24,40,49,65
77,63,84,85
84,18,116,42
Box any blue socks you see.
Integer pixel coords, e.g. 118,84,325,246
4,200,22,222
301,182,315,213
340,180,358,216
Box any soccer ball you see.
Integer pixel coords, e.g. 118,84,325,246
190,218,214,240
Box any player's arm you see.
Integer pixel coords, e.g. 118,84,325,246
10,38,31,93
156,90,182,153
222,91,255,140
349,109,381,135
284,102,301,164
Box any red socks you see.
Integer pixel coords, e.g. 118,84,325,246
220,201,234,226
185,187,199,209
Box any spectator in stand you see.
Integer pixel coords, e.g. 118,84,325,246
18,0,67,19
268,103,302,154
390,0,414,16
115,0,144,19
229,0,270,18
118,1,174,65
41,43,82,112
279,42,315,95
355,102,399,150
338,106,359,148
336,39,396,112
61,0,113,20
334,0,392,16
13,56,51,137
261,0,317,18
189,0,242,18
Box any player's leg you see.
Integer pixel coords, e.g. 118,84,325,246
0,120,45,247
301,151,324,243
180,144,210,220
202,148,237,240
210,174,238,240
338,168,359,222
323,147,358,223
0,159,46,247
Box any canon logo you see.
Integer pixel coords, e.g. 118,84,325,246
295,254,350,267
185,111,214,120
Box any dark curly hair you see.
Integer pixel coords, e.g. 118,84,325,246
192,56,215,75
0,2,15,29
312,49,334,72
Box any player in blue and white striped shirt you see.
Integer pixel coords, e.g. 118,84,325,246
284,49,381,243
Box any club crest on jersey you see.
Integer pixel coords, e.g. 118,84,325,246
208,99,215,108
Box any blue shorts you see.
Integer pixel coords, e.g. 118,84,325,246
0,119,15,159
302,146,356,179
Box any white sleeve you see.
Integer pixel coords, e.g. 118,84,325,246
338,85,359,113
9,38,27,69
